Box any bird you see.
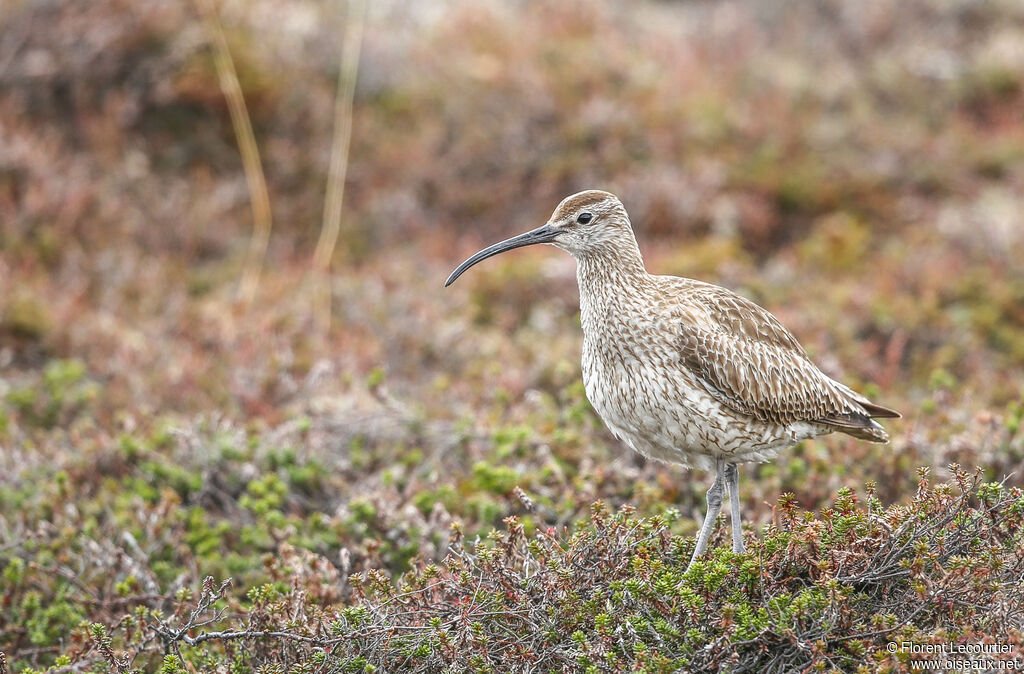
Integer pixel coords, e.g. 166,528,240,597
444,190,899,569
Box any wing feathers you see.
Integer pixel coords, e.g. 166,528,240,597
671,280,898,442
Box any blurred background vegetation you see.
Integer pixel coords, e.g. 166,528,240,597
2,0,1024,668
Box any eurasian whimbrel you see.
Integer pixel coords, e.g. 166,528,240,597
445,190,899,568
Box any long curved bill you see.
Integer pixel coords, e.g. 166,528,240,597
444,223,559,287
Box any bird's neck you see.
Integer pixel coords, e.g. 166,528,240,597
575,241,651,319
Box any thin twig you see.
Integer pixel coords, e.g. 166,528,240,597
195,0,273,306
312,0,367,336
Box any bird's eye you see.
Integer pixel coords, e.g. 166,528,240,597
576,212,593,224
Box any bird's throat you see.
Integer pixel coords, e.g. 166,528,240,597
575,244,648,291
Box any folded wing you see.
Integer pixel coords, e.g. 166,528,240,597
674,283,899,443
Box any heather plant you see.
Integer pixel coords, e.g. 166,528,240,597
2,0,1024,671
3,468,1020,672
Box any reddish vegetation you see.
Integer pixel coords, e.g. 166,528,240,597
1,0,1023,671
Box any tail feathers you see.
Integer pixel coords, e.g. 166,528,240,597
822,382,901,443
818,412,890,443
838,417,890,443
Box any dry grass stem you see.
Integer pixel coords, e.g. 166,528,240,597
195,0,273,306
313,0,367,336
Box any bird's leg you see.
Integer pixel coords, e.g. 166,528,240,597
688,460,726,568
724,462,745,554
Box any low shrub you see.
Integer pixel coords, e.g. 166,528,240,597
5,467,1020,673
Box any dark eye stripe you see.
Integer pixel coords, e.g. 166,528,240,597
577,212,593,224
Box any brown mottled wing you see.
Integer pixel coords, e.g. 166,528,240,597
672,281,897,437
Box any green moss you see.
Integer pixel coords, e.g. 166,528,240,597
799,212,871,270
142,459,203,498
491,425,532,458
413,485,457,515
22,589,87,646
471,461,518,494
5,358,99,429
1,293,53,340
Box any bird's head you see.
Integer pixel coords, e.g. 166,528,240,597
444,190,635,286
